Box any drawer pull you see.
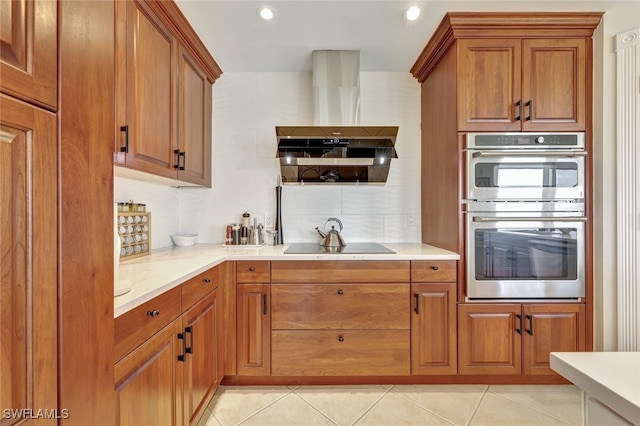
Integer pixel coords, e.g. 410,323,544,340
431,266,439,271
146,309,160,317
337,289,344,295
177,332,186,362
185,326,193,354
337,335,344,342
249,266,256,272
203,277,211,283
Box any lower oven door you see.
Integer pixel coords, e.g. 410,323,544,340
466,212,585,299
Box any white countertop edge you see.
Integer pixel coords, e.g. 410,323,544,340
550,352,640,424
114,243,459,317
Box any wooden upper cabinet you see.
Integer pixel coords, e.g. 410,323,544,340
522,39,586,131
116,0,178,178
178,46,212,186
0,0,57,110
1,94,57,426
457,39,522,132
412,12,602,133
457,38,586,132
114,0,221,187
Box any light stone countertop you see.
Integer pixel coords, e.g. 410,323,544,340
114,243,459,317
550,352,640,424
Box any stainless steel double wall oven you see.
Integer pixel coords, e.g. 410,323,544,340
465,133,587,300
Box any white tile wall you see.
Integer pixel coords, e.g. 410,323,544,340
116,71,423,247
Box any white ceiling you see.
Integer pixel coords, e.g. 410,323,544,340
175,0,632,73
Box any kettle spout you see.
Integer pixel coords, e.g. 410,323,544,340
315,227,327,238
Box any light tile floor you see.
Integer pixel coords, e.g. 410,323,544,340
198,384,584,426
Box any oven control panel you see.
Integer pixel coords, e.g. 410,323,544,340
467,132,585,149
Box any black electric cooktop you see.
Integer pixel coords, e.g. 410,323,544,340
284,242,395,254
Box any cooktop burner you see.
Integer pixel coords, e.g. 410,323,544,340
284,242,395,254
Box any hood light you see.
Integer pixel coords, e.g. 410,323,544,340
258,6,275,20
405,6,421,21
286,155,292,164
379,156,386,165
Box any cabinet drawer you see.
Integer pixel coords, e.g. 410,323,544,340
182,266,219,311
271,284,409,329
271,330,410,376
411,261,456,282
236,261,270,283
115,286,182,362
271,261,410,283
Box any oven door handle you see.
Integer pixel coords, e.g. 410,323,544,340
472,216,587,222
471,150,587,158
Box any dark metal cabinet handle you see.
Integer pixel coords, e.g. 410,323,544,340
263,294,267,315
202,277,211,283
337,289,344,295
337,335,344,342
249,266,256,272
146,309,160,317
185,326,193,354
174,149,185,170
526,315,533,336
516,314,522,334
120,125,129,153
177,332,186,362
515,100,522,121
414,293,420,314
525,100,532,121
431,266,439,271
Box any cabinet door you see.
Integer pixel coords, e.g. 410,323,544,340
117,0,178,177
0,0,57,109
457,39,522,131
115,319,183,426
411,283,457,375
522,39,586,131
522,304,585,376
1,94,57,424
183,289,221,425
177,46,212,187
236,284,271,376
458,304,521,375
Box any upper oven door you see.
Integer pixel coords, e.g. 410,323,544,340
466,150,585,201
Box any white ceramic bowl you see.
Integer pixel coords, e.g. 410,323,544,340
171,233,198,246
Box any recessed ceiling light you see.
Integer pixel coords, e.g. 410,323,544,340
258,6,275,20
405,6,421,21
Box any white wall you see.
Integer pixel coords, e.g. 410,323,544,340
593,2,640,351
178,71,422,244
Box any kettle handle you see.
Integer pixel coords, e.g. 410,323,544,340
324,217,343,232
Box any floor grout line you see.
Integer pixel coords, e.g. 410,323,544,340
289,391,339,425
465,385,489,426
210,387,295,426
387,388,458,426
350,386,394,426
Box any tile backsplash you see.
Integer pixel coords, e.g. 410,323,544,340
115,71,422,247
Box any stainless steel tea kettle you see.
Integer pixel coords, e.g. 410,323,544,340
315,217,346,248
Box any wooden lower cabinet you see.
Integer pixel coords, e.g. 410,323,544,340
116,272,222,425
272,330,410,376
458,303,585,376
236,283,271,376
182,289,222,425
115,319,184,426
411,283,457,375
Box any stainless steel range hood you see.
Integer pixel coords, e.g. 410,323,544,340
276,50,398,184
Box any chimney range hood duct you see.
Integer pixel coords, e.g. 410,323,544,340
276,50,398,185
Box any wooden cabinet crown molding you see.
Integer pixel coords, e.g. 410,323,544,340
410,12,604,82
146,0,222,83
